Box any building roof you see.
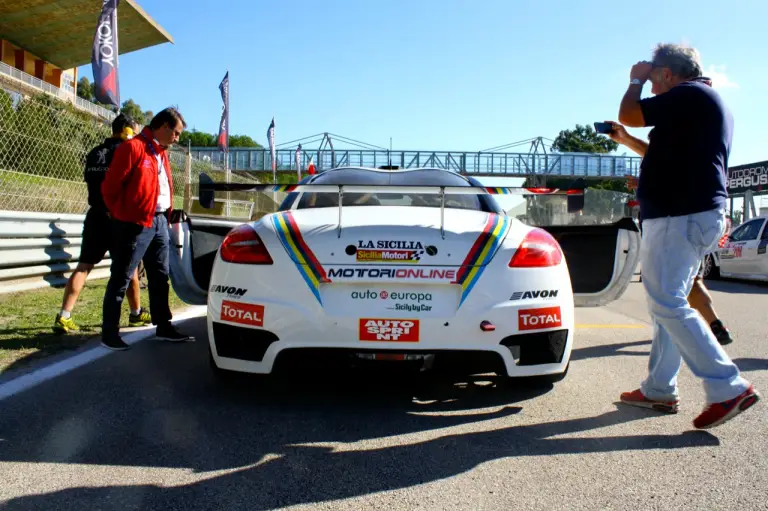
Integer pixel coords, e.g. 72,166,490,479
0,0,173,70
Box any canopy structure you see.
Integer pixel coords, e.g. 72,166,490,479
0,0,173,70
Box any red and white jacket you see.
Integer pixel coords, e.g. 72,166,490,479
102,127,174,228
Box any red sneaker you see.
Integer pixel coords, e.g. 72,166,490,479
693,385,760,429
620,389,679,414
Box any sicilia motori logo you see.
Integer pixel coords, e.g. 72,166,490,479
346,240,438,263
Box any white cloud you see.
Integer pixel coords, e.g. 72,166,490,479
704,65,739,89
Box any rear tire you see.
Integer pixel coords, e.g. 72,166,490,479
703,254,720,280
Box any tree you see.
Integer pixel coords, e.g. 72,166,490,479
76,77,94,102
119,99,153,125
551,124,618,154
179,130,263,148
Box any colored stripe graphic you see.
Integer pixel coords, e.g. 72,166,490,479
453,213,510,306
271,212,329,304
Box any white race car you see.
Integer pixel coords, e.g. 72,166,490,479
168,167,640,383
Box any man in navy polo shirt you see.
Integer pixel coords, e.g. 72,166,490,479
608,43,759,429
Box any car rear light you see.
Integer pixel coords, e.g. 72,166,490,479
220,225,273,264
509,228,562,268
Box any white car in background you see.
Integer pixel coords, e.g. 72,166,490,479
704,214,768,282
168,167,641,384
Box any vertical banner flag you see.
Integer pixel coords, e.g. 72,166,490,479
296,144,302,181
267,117,276,181
307,156,316,175
217,71,229,153
91,0,121,107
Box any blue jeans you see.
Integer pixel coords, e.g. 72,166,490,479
639,207,749,404
102,214,173,338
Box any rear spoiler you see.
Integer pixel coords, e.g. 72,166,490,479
197,172,586,238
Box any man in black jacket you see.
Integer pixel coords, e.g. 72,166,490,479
53,114,151,334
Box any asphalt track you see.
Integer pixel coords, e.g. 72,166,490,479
1,278,766,510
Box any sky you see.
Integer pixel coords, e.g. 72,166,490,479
78,0,768,210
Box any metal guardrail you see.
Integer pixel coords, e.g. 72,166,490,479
191,147,643,178
0,61,116,121
0,210,110,294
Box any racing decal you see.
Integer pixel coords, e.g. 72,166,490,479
351,289,433,313
452,213,511,306
272,212,330,304
210,284,247,297
221,300,265,327
510,289,559,300
359,318,420,342
327,267,457,281
518,306,562,331
352,240,428,263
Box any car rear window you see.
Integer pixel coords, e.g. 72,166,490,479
293,168,489,212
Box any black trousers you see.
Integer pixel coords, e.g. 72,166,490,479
102,213,172,338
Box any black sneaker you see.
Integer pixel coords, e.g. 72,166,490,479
101,335,131,351
156,323,195,343
711,320,733,346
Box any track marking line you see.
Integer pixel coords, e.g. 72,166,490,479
0,306,207,402
576,324,648,329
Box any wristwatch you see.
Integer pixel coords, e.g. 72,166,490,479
630,78,644,85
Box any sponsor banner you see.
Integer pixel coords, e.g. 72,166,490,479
91,0,120,107
217,72,229,153
321,284,458,318
220,300,265,327
359,318,420,342
518,306,562,331
727,161,768,195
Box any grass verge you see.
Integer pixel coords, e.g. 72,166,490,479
0,278,188,373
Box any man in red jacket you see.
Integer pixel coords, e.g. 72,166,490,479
100,107,194,350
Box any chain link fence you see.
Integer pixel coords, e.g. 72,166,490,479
0,88,283,219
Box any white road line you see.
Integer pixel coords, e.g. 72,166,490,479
0,306,207,402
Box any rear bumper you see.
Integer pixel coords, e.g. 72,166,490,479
208,318,572,377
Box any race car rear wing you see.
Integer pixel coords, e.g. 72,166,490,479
197,172,586,238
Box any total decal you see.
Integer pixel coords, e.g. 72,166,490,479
518,306,562,331
359,318,420,342
220,300,265,327
348,240,437,264
351,289,433,312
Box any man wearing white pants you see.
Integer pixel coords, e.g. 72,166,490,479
606,42,759,429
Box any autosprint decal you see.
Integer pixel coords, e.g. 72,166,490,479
351,289,433,312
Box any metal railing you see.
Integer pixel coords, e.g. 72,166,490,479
0,61,116,121
191,147,643,178
0,210,112,294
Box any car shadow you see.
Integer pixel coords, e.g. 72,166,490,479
704,278,768,294
1,404,719,510
732,358,768,372
0,314,726,509
570,339,651,361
